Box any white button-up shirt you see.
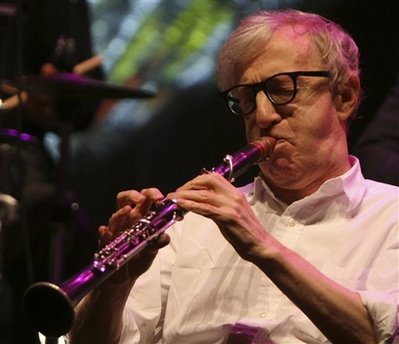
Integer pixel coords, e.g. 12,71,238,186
119,157,399,343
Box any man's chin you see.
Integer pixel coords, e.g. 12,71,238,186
260,158,298,184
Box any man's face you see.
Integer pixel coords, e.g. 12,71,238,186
240,28,350,195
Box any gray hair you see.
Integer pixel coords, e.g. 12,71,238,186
217,9,361,114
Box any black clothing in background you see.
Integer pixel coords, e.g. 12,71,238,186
0,1,100,343
352,75,399,186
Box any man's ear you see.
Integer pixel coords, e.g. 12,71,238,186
334,75,360,121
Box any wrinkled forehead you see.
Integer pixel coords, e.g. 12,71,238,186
236,27,321,83
263,26,317,60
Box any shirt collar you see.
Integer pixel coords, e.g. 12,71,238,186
247,155,366,217
317,155,366,213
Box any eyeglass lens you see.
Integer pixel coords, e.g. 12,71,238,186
227,74,295,115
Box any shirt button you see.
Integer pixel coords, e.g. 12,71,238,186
259,312,267,318
287,218,296,227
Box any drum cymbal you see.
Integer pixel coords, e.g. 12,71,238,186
21,73,156,99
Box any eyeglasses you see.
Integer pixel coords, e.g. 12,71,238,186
220,71,330,116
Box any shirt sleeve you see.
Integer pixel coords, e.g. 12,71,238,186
358,230,399,344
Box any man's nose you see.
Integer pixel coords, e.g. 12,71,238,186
254,91,282,129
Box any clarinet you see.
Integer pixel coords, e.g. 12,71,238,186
22,136,276,338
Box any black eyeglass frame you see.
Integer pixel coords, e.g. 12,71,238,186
220,70,330,116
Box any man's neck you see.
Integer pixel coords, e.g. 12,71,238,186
261,157,352,205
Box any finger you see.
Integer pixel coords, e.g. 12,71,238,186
98,225,113,247
116,188,164,211
136,188,165,214
168,189,218,207
141,188,164,202
107,205,133,236
169,176,237,208
176,173,234,194
170,187,249,223
147,233,170,251
116,190,145,209
173,198,215,218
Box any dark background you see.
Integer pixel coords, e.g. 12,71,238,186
0,0,398,343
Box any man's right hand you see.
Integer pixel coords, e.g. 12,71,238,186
98,188,171,285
